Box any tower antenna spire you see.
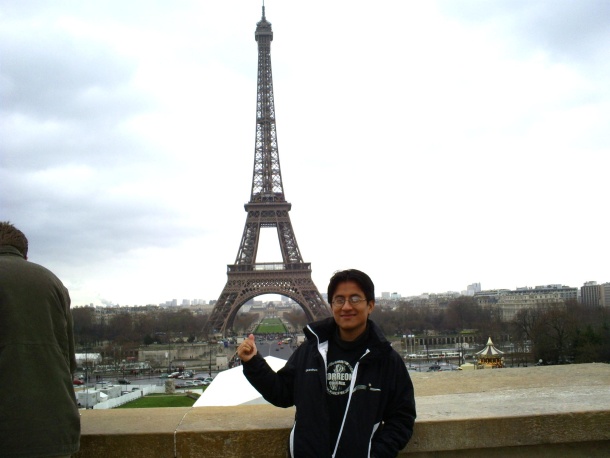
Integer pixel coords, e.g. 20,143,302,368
262,1,265,19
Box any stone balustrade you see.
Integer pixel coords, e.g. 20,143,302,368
74,363,610,457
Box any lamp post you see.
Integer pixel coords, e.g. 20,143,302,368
167,331,172,374
85,348,89,409
208,342,212,377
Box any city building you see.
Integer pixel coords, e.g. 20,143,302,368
466,282,481,296
512,285,577,302
581,281,610,307
474,285,577,322
495,292,563,321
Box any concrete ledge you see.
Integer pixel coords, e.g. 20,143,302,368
75,363,610,457
77,407,190,457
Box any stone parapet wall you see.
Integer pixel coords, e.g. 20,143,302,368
75,364,610,457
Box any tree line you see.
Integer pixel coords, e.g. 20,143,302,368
72,307,208,357
372,297,610,364
72,298,610,365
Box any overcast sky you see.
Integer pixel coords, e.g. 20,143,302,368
1,1,608,307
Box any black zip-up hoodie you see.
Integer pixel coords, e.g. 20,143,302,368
243,317,416,457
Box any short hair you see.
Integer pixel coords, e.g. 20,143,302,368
0,221,28,257
327,269,375,303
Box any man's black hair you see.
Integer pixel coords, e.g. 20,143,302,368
327,269,375,303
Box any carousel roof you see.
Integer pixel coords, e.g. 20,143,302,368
476,337,504,356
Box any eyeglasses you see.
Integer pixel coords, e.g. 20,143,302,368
331,295,368,307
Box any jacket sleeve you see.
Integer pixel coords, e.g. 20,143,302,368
63,286,77,376
242,350,298,408
370,356,416,457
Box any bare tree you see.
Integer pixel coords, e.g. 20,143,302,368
283,308,308,333
233,312,259,335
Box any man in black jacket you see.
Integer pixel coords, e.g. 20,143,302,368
238,269,416,457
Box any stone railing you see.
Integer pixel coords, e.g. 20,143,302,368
74,363,610,457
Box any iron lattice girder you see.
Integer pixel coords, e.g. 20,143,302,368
235,203,303,265
252,11,283,202
207,265,329,335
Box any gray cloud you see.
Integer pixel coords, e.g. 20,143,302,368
0,32,151,170
1,35,136,117
439,0,610,65
0,2,176,266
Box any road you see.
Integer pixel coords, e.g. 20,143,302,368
76,340,296,389
406,360,461,372
254,339,296,361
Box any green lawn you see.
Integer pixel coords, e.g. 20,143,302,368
254,317,288,334
117,394,197,408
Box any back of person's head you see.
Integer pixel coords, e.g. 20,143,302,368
327,269,375,302
0,221,28,257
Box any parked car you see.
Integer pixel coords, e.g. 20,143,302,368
117,379,131,385
73,379,84,386
202,377,214,386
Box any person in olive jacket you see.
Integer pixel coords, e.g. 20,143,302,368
238,269,416,458
0,222,80,457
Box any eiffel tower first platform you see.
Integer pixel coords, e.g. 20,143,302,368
205,7,330,337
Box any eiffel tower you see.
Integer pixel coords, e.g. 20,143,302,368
205,6,330,337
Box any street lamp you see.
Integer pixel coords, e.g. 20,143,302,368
168,332,172,374
85,349,89,409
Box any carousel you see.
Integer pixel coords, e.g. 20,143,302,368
476,337,504,368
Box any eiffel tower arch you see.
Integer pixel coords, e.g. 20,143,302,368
205,7,330,337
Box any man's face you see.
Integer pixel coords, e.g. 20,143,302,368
331,280,374,341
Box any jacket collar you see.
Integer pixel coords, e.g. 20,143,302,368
0,245,25,258
304,316,392,357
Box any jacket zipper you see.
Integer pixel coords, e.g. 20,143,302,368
332,349,371,458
